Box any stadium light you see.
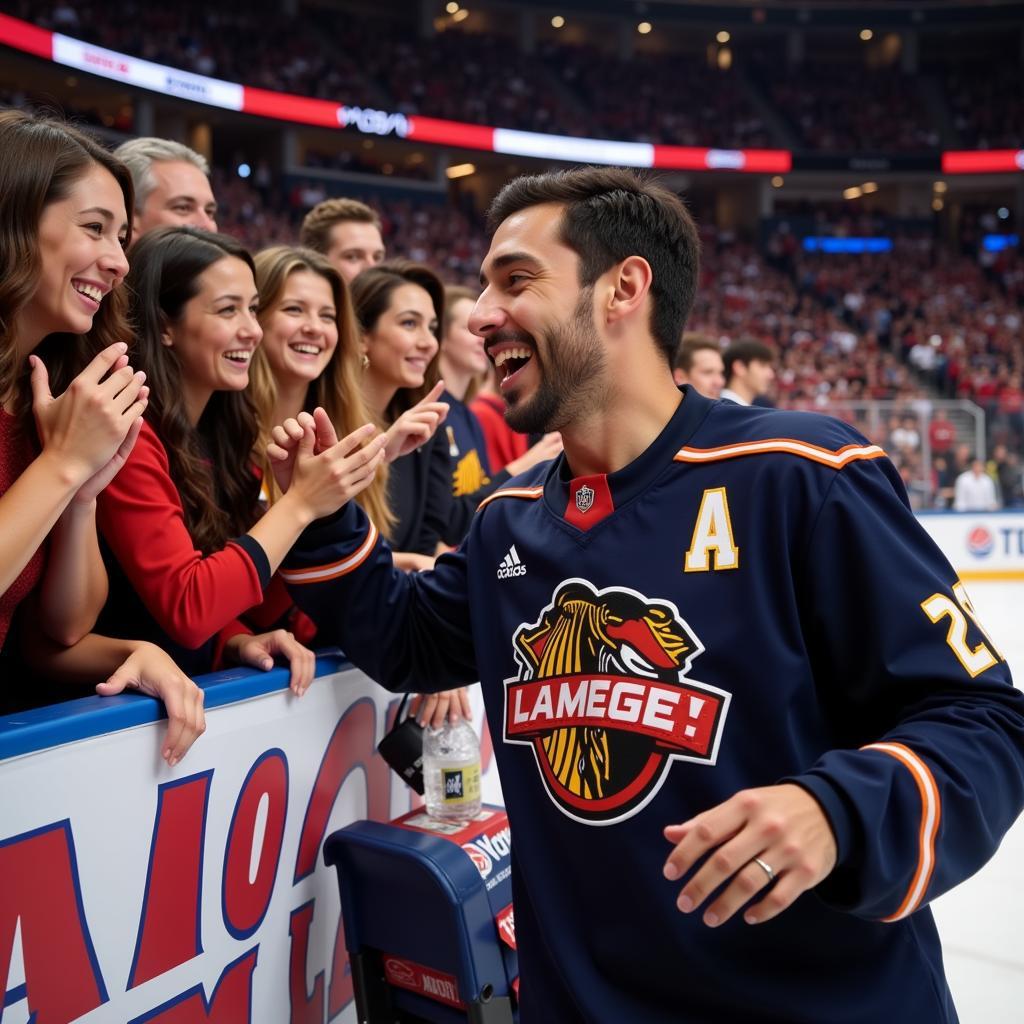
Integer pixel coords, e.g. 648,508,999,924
860,29,873,41
803,237,893,254
445,2,459,12
843,186,863,200
452,8,469,22
638,22,652,34
552,15,565,29
716,31,730,44
446,162,476,179
862,182,878,194
983,233,1019,251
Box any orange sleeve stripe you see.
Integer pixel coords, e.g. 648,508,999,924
477,486,545,511
674,438,886,470
862,742,941,922
278,522,379,584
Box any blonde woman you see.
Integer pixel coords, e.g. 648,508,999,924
253,247,466,726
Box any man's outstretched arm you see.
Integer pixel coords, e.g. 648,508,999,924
281,501,479,694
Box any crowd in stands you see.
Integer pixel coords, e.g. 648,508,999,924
943,63,1024,151
7,0,1021,153
206,156,1024,511
541,43,771,149
1,87,1023,774
755,62,940,153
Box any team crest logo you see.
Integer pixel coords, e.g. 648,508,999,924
503,579,731,825
575,484,595,514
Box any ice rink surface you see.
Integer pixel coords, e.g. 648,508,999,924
931,582,1023,1023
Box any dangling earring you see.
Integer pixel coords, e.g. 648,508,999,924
361,354,370,371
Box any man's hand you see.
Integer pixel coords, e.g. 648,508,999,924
661,783,837,927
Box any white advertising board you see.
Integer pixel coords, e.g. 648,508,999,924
918,511,1024,581
0,656,499,1023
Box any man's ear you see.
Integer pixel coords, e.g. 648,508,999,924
605,255,653,327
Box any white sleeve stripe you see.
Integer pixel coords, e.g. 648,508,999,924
279,523,379,583
862,741,941,921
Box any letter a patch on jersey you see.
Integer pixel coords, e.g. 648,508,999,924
685,487,739,572
503,579,732,826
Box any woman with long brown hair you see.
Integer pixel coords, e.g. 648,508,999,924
94,227,387,691
253,246,465,726
350,259,454,569
0,109,203,763
249,246,395,530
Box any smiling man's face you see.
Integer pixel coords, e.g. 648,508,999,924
472,203,607,435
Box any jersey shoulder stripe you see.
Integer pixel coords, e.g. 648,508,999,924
477,486,545,511
280,522,379,584
862,742,941,922
674,438,886,470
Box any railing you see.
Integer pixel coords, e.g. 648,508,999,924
780,398,986,509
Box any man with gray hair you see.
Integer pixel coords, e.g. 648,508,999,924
113,137,218,241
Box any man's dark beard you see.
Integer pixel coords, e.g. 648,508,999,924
504,290,603,435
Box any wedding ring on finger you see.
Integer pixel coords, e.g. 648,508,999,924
751,856,776,884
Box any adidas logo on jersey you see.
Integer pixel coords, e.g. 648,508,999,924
497,545,526,579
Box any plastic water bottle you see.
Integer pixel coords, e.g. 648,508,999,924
423,719,481,822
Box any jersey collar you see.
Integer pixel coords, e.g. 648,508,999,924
543,386,715,531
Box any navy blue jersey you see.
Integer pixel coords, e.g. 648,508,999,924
442,390,499,497
441,391,512,547
283,387,1024,1023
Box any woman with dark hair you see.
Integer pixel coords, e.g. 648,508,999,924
95,226,387,690
349,259,456,569
0,109,203,763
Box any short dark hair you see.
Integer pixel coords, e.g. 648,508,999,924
673,333,721,373
486,167,700,364
723,339,774,382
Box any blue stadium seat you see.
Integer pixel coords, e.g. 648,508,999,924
323,807,518,1023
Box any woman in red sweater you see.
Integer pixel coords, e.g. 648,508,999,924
96,227,386,691
0,111,203,764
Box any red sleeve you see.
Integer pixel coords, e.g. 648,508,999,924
212,618,252,670
470,395,528,473
96,421,267,649
244,574,318,646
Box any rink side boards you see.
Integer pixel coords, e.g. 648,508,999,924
0,652,500,1024
0,512,1019,1023
918,510,1024,582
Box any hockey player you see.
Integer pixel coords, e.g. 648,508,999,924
273,167,1024,1023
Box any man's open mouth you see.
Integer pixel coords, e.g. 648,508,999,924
492,346,534,384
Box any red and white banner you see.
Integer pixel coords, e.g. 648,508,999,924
0,660,499,1023
2,13,1019,175
0,13,790,173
